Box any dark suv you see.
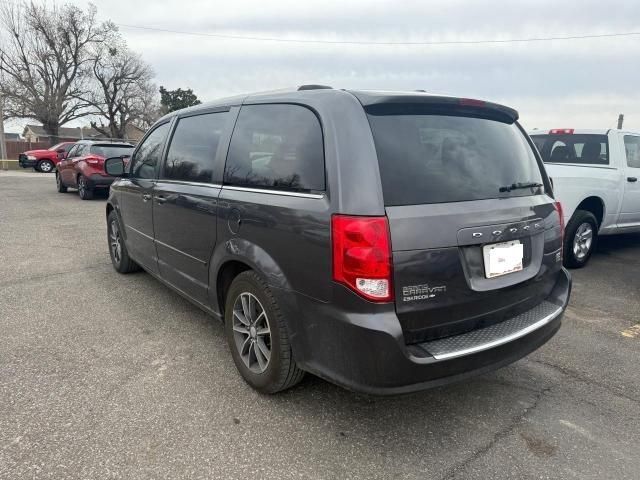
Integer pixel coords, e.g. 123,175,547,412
104,86,571,394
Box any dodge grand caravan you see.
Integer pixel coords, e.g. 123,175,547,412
104,86,571,394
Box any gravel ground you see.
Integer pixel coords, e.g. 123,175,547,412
1,172,638,479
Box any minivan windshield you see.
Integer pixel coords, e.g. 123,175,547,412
367,111,544,206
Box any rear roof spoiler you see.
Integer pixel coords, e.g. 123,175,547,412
349,91,519,124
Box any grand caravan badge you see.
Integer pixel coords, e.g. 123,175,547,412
402,284,447,302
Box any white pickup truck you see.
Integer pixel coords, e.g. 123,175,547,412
529,128,640,267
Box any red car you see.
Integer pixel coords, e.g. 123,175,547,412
56,141,134,200
18,142,76,173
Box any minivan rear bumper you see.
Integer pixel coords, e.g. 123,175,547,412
276,268,571,395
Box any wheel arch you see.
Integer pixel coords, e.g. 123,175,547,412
574,196,605,229
106,201,129,243
209,238,294,319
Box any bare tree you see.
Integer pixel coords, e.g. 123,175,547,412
87,35,158,139
0,2,113,144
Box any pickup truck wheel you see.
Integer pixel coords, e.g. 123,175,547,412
224,271,304,394
78,175,94,200
56,173,67,193
564,210,598,268
107,211,140,273
37,160,54,173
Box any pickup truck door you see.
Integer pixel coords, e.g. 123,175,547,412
620,135,640,227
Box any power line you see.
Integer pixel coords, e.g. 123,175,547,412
3,0,640,46
114,24,640,46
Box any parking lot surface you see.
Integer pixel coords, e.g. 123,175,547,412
1,172,639,479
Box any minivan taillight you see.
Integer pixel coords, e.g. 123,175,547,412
332,215,393,302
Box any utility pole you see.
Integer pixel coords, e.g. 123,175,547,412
617,114,624,130
0,92,7,160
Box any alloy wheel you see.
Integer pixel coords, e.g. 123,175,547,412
40,161,53,173
109,220,122,265
573,222,593,260
232,292,272,374
78,177,86,197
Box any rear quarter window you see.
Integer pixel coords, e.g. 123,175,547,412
224,104,325,192
367,111,544,206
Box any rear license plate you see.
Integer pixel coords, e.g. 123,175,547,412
483,240,523,278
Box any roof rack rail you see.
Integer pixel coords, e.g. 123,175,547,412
415,89,427,92
298,84,333,91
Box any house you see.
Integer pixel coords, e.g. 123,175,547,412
22,124,146,143
4,132,21,142
23,125,87,143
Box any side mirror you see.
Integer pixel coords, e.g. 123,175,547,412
105,156,128,177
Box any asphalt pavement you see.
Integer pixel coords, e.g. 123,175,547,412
1,171,638,479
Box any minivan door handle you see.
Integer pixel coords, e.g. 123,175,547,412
155,195,167,204
142,193,152,202
627,177,638,183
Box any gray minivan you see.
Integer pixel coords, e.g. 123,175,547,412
104,86,571,394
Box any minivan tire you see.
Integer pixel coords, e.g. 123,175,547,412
224,271,304,393
107,211,140,273
564,209,598,268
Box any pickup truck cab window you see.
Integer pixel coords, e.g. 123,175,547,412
535,134,609,165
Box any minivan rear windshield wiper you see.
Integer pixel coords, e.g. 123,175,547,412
499,182,544,193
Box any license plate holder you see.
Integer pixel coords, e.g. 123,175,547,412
483,240,524,278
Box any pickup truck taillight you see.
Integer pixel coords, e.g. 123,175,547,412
332,215,393,302
555,201,565,245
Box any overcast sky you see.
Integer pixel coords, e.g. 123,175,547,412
6,0,640,132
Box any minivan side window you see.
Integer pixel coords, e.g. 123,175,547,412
624,136,640,168
163,112,229,183
224,104,325,192
131,123,171,179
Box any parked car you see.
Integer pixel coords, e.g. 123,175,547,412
18,142,76,173
56,140,134,200
104,86,571,395
529,128,640,267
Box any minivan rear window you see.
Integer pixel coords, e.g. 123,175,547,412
367,110,544,206
531,134,609,165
